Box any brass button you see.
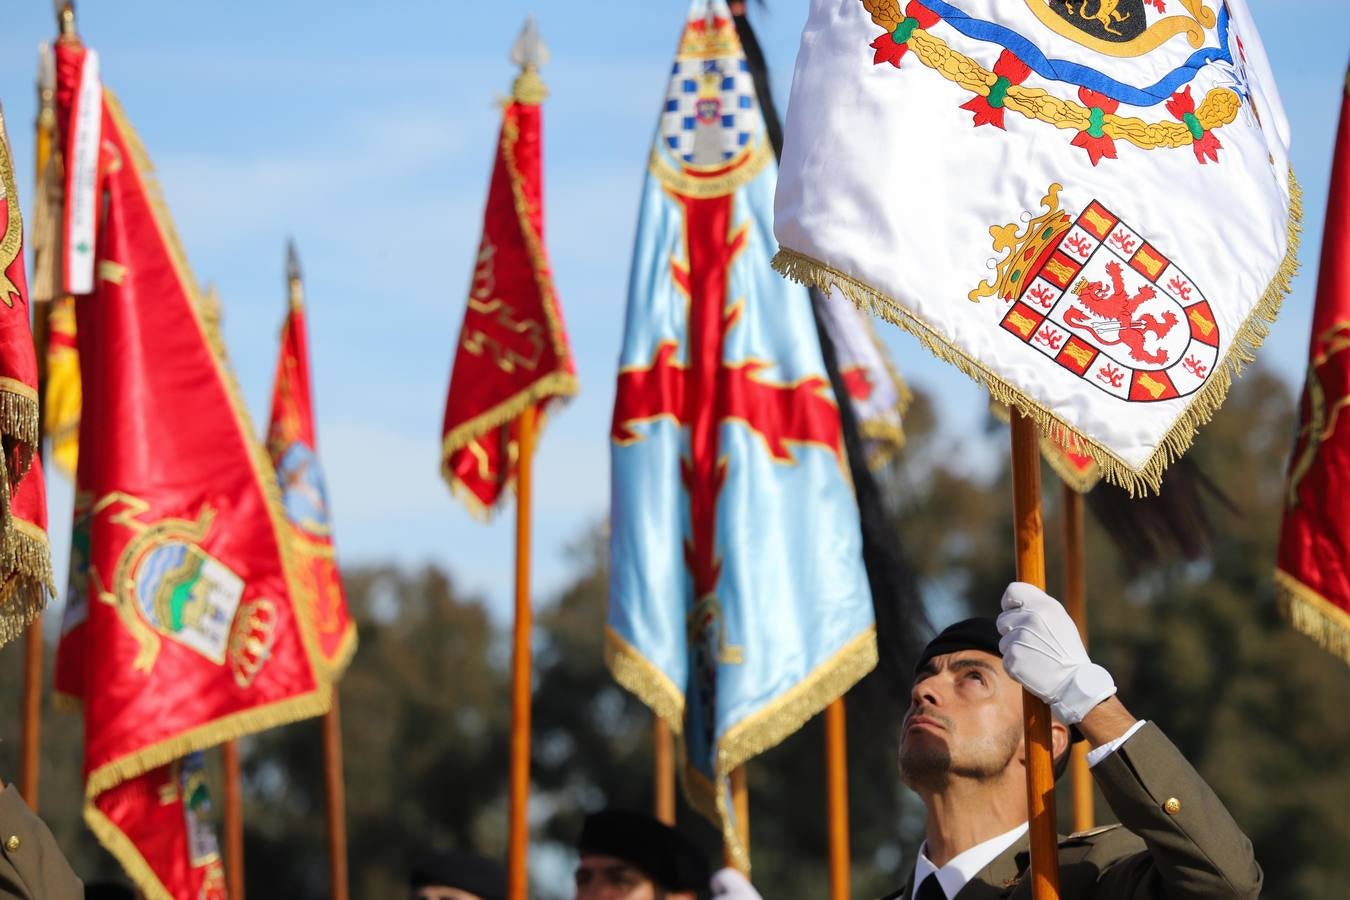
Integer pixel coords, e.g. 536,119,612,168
1163,797,1182,815
4,835,18,852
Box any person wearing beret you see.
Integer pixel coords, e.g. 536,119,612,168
0,776,82,900
883,583,1261,900
574,810,709,899
409,848,507,900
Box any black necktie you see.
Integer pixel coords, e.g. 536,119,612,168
915,872,948,900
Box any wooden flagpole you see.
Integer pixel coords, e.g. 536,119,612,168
825,698,850,900
323,698,348,900
507,405,538,900
19,42,57,810
653,718,676,825
287,244,349,900
1061,484,1094,832
725,767,750,871
221,740,245,900
1010,411,1061,900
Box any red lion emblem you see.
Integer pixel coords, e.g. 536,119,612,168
1064,260,1177,365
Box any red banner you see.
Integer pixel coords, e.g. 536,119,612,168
267,256,355,676
1278,68,1350,665
440,68,577,515
0,108,54,646
52,38,328,898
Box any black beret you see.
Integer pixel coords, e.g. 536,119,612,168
916,617,1002,675
409,848,507,900
84,883,138,900
916,616,1085,744
577,810,709,891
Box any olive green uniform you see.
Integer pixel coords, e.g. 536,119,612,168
884,723,1261,900
0,786,82,900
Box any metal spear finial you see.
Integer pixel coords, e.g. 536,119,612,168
286,238,301,283
510,16,549,105
37,43,54,98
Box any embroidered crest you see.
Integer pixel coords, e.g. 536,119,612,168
275,442,332,538
95,493,279,683
660,14,758,165
978,183,1219,402
860,0,1241,165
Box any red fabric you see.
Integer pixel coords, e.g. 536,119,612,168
92,759,227,900
51,39,326,899
267,292,354,673
0,111,52,645
1278,74,1350,623
440,98,576,513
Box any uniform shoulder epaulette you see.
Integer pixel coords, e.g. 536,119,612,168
1061,823,1123,844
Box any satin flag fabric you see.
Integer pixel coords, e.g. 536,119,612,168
439,61,577,515
267,259,356,676
50,39,328,899
820,287,912,469
608,0,875,870
0,108,54,646
773,0,1297,494
1277,68,1350,666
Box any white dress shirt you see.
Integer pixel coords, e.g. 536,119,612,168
909,721,1149,899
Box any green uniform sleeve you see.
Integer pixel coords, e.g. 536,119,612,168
1089,721,1261,900
0,785,83,900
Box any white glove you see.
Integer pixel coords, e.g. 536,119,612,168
997,582,1116,724
711,867,764,900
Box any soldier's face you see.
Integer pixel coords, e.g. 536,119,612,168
574,855,695,900
899,650,1023,789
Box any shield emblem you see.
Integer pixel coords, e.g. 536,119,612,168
1045,0,1149,44
997,197,1220,403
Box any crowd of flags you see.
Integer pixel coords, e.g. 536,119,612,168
0,1,1344,898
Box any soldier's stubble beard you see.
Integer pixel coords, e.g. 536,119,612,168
899,710,1023,792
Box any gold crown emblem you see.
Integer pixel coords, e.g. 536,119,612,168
970,183,1072,303
677,12,739,60
229,598,279,688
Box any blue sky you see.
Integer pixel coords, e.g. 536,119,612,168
0,2,1344,622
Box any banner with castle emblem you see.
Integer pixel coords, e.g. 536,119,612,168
268,245,356,677
51,38,328,899
607,0,876,870
440,35,577,515
772,0,1298,493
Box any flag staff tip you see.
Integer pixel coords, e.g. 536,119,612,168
510,16,549,104
55,2,76,37
286,239,301,283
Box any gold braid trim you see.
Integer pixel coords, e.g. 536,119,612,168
0,520,54,646
862,0,1240,151
603,625,685,729
773,174,1301,495
989,401,1102,493
104,89,336,687
85,802,178,900
1276,569,1350,668
85,683,331,800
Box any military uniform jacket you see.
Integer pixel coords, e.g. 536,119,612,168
883,723,1261,900
0,786,82,900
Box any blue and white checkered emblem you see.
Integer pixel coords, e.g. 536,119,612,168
660,56,758,165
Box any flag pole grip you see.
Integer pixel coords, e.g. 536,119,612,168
1011,411,1061,900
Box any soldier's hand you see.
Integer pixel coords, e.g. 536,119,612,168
997,582,1116,724
711,867,763,900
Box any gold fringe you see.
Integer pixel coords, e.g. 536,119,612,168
989,401,1102,493
103,89,337,686
772,174,1303,496
603,626,686,730
439,370,578,515
85,682,331,800
0,519,54,647
85,802,176,900
1276,569,1350,667
607,622,877,873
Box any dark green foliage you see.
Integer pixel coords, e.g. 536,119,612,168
5,367,1350,898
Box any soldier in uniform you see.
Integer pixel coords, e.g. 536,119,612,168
0,778,82,899
886,583,1261,899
